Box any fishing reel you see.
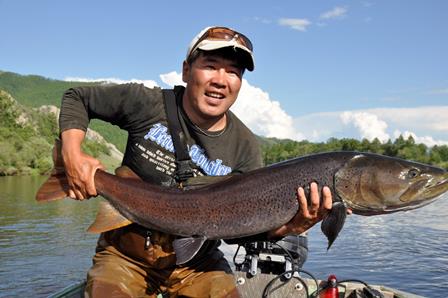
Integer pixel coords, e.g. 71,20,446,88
235,235,308,278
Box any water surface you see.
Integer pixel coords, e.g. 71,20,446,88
1,176,447,297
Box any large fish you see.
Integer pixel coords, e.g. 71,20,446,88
36,141,448,264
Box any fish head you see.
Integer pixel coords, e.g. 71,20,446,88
335,153,448,215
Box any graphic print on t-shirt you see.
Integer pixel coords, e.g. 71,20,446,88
136,123,232,176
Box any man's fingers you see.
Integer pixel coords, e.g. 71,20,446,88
322,186,333,210
68,189,76,199
297,187,309,216
73,188,86,201
309,182,320,213
86,164,103,196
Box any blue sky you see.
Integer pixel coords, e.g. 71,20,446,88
1,0,447,145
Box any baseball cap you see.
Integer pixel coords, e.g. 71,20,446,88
186,26,255,71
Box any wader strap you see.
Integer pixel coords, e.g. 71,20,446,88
162,89,194,182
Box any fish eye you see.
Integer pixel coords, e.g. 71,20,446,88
407,168,420,179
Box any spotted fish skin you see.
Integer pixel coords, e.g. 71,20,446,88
37,151,448,251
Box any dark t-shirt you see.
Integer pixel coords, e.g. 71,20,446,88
59,84,263,185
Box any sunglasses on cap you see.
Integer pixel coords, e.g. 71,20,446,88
190,27,253,54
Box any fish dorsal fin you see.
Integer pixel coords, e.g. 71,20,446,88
173,236,207,265
87,200,132,233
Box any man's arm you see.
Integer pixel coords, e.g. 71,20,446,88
61,129,104,200
58,83,155,200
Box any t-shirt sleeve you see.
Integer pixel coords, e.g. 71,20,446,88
233,136,264,173
59,83,163,134
230,122,264,174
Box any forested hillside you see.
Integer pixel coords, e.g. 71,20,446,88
260,137,448,169
0,90,117,175
0,71,128,152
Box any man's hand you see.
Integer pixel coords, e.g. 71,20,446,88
267,182,332,239
61,129,105,200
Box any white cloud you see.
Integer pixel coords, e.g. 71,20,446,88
393,130,448,147
64,77,158,88
340,111,390,142
368,107,448,133
232,79,304,140
428,88,448,95
159,71,303,140
278,18,312,32
160,71,184,87
294,107,448,147
253,17,272,24
319,6,348,20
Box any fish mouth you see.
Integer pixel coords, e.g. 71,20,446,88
390,174,448,212
367,173,448,215
384,196,440,213
424,173,448,197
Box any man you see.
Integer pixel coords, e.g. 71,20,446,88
59,26,332,297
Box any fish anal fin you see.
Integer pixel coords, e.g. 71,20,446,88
173,237,207,265
87,201,132,233
87,165,139,233
321,202,347,250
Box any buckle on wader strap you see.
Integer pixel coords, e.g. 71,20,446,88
175,160,194,182
144,230,152,250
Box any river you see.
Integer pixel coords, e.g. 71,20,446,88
0,176,447,297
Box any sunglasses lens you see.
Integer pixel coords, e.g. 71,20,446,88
187,27,254,70
203,28,253,51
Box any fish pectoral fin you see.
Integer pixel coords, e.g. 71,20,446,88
173,236,207,265
87,201,132,233
321,201,347,250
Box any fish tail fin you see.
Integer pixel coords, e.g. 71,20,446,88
35,139,70,202
321,202,347,250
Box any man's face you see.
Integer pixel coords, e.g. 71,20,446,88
182,52,243,125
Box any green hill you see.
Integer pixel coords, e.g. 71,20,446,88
0,90,120,175
0,71,128,152
0,71,95,107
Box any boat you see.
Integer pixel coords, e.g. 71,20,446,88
49,240,425,298
48,274,424,298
